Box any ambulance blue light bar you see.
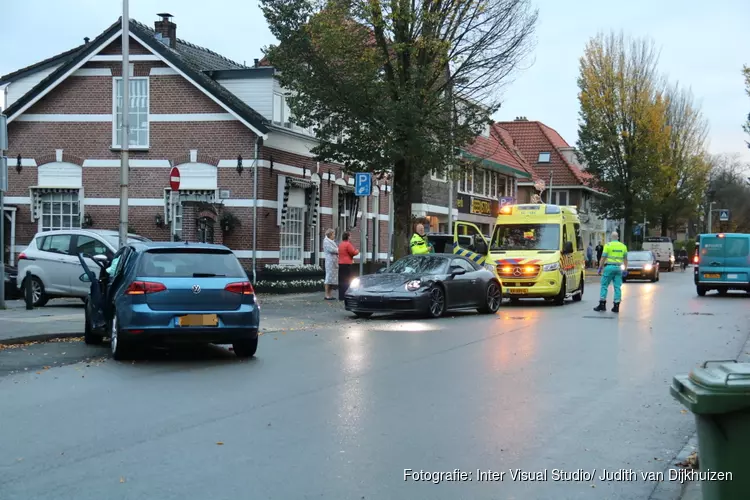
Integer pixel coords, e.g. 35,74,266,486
545,204,561,214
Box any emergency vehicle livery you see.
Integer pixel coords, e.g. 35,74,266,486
452,204,586,305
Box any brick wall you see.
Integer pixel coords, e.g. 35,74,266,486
4,35,392,269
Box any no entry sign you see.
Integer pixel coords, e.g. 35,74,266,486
169,166,181,191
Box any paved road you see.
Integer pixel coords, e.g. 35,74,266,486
1,271,747,500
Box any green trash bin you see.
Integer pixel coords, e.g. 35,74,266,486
670,360,750,499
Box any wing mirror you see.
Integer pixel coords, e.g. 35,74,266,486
376,266,387,274
79,273,91,282
450,266,466,276
93,254,109,265
563,241,574,255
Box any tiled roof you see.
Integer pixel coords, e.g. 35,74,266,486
3,18,268,136
496,120,592,186
0,44,86,84
460,128,534,179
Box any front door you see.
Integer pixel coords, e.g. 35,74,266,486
452,221,489,265
72,235,113,295
447,258,476,307
198,217,215,243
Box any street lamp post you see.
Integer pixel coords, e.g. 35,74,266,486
707,201,716,233
118,0,130,248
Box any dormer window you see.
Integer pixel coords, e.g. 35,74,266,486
538,152,551,163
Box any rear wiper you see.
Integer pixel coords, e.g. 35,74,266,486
192,273,225,277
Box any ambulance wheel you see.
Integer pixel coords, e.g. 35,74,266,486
553,277,566,306
696,286,706,297
572,274,584,302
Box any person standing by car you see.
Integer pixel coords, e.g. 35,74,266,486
338,232,359,300
586,242,594,268
594,231,628,313
410,223,433,255
595,241,603,267
323,229,339,300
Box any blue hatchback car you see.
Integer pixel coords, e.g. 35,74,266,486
694,233,750,296
78,242,260,360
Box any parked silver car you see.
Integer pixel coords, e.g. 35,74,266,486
17,229,150,306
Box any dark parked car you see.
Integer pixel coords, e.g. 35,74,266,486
4,264,19,299
344,254,502,318
623,250,659,282
78,242,260,360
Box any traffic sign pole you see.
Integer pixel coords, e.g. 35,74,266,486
354,173,372,276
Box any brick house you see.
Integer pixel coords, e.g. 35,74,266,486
412,124,536,236
496,118,621,246
0,14,391,270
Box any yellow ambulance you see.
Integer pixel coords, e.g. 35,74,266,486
453,204,586,305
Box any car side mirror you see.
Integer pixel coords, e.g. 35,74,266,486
79,273,91,282
93,254,109,265
475,240,488,255
563,241,574,254
376,266,387,274
450,266,466,276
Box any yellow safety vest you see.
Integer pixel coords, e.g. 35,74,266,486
410,233,430,254
603,241,628,264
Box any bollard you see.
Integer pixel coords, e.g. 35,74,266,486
24,270,34,310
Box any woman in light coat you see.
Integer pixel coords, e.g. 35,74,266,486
323,229,339,300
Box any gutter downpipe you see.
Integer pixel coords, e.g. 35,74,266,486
251,138,259,284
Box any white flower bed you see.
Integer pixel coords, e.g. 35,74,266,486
254,279,324,289
263,264,323,273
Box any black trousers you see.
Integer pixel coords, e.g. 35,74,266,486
338,264,353,300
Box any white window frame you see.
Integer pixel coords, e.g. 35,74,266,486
537,152,551,163
430,169,447,182
39,191,81,232
550,190,570,206
457,167,501,199
280,206,305,265
273,92,315,136
112,76,150,149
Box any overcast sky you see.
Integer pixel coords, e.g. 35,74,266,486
1,0,748,162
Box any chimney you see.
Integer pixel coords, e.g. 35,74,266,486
254,58,259,67
84,37,90,44
155,13,177,49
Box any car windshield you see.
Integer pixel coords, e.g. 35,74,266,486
628,251,651,261
491,224,560,251
386,256,448,275
139,249,247,278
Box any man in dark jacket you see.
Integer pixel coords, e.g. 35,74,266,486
595,242,604,267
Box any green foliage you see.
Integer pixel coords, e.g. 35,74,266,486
706,154,750,233
576,32,669,244
260,0,537,257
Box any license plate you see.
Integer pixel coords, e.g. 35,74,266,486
630,271,640,275
703,273,721,279
509,288,528,294
728,274,738,279
178,314,218,327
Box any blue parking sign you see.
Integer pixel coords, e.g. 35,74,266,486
355,172,372,196
500,197,514,206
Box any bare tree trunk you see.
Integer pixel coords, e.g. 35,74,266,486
660,214,669,236
622,205,633,248
392,159,412,260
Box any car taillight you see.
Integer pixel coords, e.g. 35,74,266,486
18,252,28,260
225,281,255,295
693,255,698,264
126,281,166,295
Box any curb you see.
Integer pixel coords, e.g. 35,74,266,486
0,332,82,346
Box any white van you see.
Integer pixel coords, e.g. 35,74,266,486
642,236,675,272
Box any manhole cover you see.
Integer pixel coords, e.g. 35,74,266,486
582,315,615,319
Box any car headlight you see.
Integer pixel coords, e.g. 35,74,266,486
349,277,360,289
620,264,625,270
643,264,652,271
405,280,422,292
543,262,559,272
670,255,675,261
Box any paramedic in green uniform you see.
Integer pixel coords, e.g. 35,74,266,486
410,223,433,255
594,231,628,313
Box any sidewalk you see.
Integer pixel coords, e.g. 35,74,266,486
0,292,352,345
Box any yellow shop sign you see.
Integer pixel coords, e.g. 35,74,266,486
470,198,492,216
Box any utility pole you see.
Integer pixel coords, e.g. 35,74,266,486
547,171,553,204
386,181,393,269
118,0,130,248
0,114,7,309
707,201,716,234
360,196,368,276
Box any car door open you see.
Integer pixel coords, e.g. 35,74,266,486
78,253,108,332
452,221,489,264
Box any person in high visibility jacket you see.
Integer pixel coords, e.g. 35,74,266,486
410,223,433,255
594,231,628,313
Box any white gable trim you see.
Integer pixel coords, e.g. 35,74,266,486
128,31,268,140
90,54,161,62
6,29,124,123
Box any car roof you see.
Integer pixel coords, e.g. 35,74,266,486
130,241,233,252
33,229,143,239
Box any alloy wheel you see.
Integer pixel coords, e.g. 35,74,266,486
429,287,445,317
110,317,118,355
31,279,42,304
486,283,502,312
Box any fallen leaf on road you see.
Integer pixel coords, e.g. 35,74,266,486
120,477,126,483
36,372,41,375
216,442,224,445
676,451,699,469
681,409,687,414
